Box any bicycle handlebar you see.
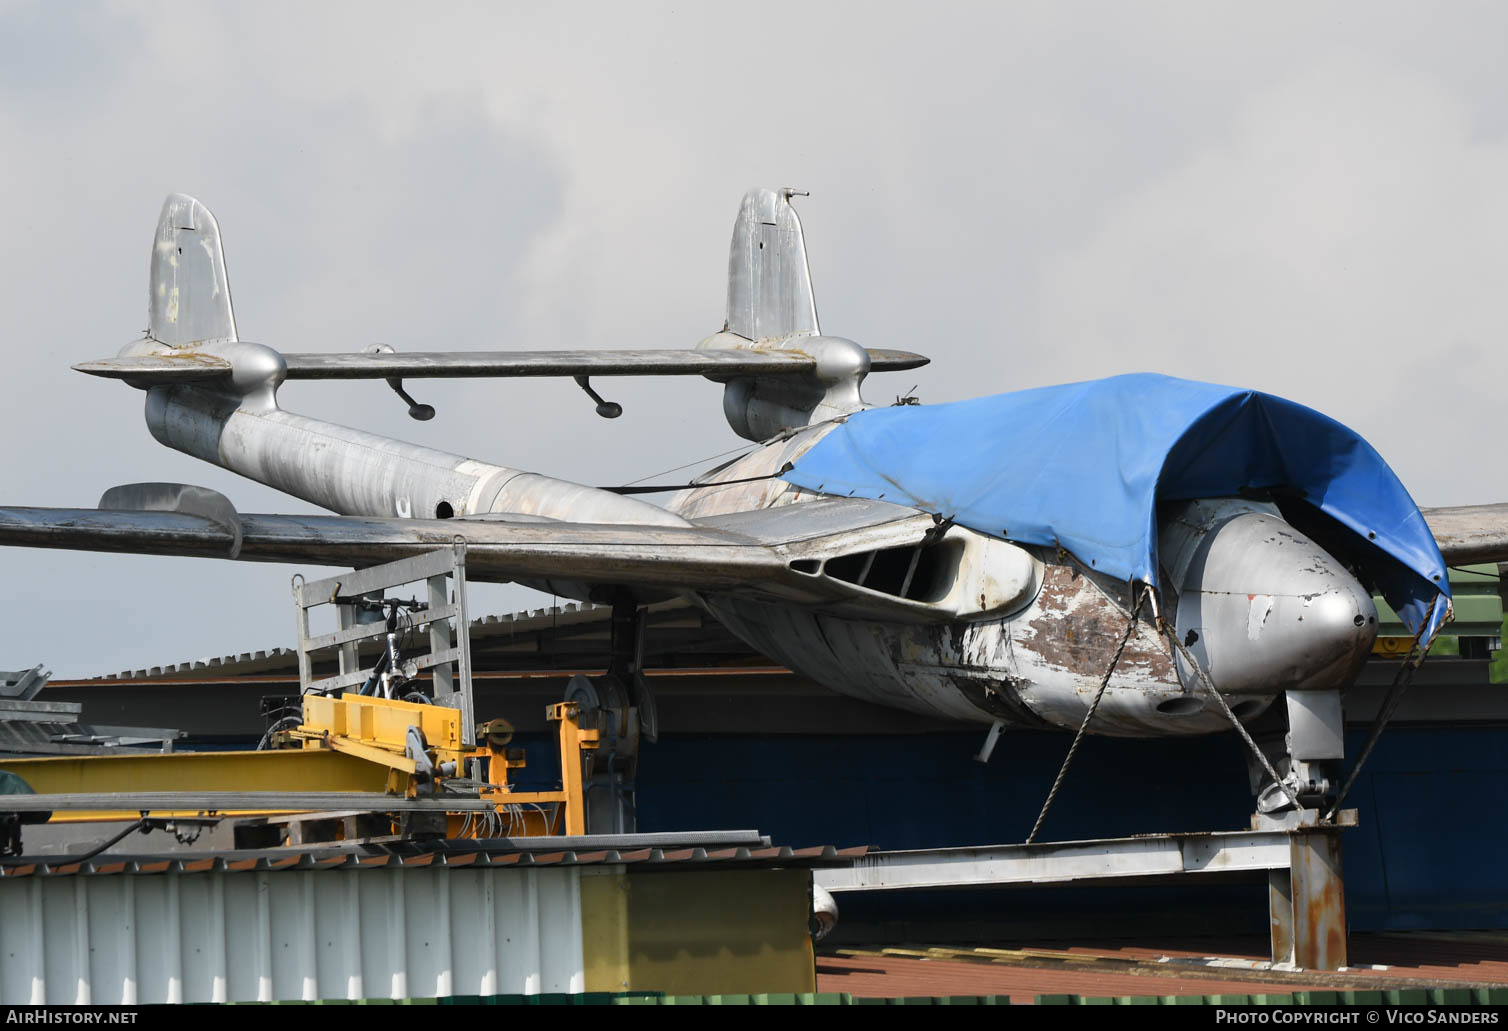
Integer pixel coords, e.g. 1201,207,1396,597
352,597,429,613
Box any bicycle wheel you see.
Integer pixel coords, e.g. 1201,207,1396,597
257,714,303,751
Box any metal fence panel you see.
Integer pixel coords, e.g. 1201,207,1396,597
0,865,586,1004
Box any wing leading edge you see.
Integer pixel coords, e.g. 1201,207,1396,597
1422,504,1508,566
73,347,929,383
0,506,782,592
4,498,1503,620
0,496,943,613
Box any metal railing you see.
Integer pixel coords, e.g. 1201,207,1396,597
292,543,475,746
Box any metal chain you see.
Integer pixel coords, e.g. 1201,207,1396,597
1026,585,1150,844
1165,631,1302,812
1325,598,1437,819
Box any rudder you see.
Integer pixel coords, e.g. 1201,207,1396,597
148,193,238,348
725,187,819,342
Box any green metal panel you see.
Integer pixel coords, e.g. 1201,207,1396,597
1376,563,1505,681
1376,564,1504,638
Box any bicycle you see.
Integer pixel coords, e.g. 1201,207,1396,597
353,595,431,703
256,595,432,751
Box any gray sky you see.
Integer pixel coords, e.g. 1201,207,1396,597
3,2,1506,677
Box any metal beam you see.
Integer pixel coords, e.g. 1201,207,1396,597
0,748,392,796
813,816,1358,972
427,829,769,852
813,830,1297,893
294,550,463,607
0,791,496,813
0,699,82,722
1273,831,1348,969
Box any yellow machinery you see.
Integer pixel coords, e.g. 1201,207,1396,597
2,550,616,845
289,693,602,836
0,694,600,841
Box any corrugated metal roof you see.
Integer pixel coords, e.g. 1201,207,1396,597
0,842,868,879
87,600,610,681
80,598,728,683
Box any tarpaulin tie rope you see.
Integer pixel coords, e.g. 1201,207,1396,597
1025,585,1151,845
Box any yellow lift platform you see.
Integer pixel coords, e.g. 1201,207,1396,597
1,549,638,847
1,693,600,841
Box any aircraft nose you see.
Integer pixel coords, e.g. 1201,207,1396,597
1161,501,1379,696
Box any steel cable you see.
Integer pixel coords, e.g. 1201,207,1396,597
1025,585,1150,844
1164,632,1302,812
1325,598,1437,819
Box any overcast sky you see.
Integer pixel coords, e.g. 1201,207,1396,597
3,2,1506,677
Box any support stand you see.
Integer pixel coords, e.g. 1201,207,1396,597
1258,809,1350,969
814,810,1358,971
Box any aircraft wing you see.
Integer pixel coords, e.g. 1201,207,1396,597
1422,503,1508,566
16,492,1499,612
73,347,930,382
0,495,946,612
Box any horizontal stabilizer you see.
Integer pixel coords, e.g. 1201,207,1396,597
74,347,929,383
74,353,232,381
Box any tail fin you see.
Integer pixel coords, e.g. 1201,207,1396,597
148,194,238,348
726,188,819,342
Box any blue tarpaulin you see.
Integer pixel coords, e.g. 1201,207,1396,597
784,373,1450,639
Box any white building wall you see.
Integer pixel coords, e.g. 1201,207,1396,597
0,866,587,1004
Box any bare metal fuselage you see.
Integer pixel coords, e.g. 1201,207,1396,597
140,365,1376,738
666,423,1298,736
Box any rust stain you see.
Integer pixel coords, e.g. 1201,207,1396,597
1301,885,1348,970
1295,840,1348,970
1034,563,1076,614
1024,563,1176,679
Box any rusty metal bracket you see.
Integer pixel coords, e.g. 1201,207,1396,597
1266,811,1357,970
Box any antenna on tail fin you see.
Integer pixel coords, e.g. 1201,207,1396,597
148,194,238,348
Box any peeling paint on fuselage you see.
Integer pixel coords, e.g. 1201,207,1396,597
667,426,1239,738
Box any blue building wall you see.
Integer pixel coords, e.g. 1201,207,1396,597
515,725,1508,933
